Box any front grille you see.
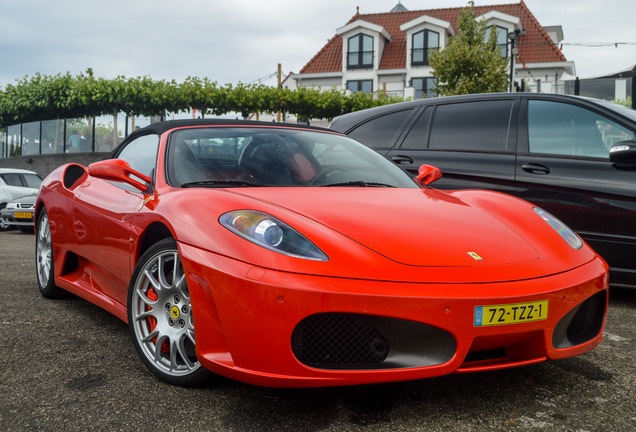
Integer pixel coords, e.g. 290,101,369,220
292,313,389,369
292,313,456,370
18,203,34,209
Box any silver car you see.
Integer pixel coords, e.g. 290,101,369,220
0,168,42,231
1,194,36,233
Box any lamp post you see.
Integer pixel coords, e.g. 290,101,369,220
508,29,522,92
508,31,516,92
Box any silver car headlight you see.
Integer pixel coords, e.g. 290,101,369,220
220,210,328,261
533,208,583,250
6,203,18,209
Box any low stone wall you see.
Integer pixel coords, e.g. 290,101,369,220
0,153,109,179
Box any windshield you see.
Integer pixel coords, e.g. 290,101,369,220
166,127,418,188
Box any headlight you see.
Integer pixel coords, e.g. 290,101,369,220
6,203,17,209
533,208,582,250
220,210,328,261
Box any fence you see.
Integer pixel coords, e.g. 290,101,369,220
564,77,634,106
0,114,156,160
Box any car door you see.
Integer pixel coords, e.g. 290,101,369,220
72,133,159,305
515,97,636,283
385,98,519,194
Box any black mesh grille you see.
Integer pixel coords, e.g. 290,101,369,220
567,290,606,344
292,313,390,369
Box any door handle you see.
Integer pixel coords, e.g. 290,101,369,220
390,155,414,165
521,163,551,175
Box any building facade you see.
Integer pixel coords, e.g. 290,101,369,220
292,1,575,97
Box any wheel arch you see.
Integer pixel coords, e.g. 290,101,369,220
135,222,175,266
34,200,46,235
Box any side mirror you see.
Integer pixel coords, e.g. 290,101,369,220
88,159,152,192
416,164,442,185
609,140,636,164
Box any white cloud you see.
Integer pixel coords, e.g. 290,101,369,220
0,0,633,88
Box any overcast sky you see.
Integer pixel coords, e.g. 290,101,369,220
1,0,634,89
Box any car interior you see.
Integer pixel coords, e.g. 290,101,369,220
169,131,321,187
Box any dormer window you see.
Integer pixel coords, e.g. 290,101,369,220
347,34,374,69
488,26,508,58
480,11,523,59
411,29,439,66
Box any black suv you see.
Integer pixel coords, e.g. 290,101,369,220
330,93,636,285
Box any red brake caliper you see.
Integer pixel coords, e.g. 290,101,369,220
146,288,170,353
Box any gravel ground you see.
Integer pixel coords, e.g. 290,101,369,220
1,229,634,432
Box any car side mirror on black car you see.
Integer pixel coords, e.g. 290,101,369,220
609,140,636,164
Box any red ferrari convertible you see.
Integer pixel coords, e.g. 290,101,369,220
35,120,608,387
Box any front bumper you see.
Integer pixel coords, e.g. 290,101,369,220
180,243,608,388
0,209,34,226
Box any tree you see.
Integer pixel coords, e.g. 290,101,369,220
429,1,509,96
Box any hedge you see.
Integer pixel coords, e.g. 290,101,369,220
0,70,404,128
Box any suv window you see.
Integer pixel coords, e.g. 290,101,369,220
401,107,432,149
428,100,514,152
528,100,633,158
347,109,414,150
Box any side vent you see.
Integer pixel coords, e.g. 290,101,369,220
552,290,607,349
63,164,87,189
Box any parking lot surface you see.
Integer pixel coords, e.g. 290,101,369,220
1,229,634,431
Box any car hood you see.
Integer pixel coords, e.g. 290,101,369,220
230,187,539,267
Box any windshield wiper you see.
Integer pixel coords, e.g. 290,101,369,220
181,180,262,188
320,181,396,188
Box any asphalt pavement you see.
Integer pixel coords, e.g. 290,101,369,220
0,229,634,431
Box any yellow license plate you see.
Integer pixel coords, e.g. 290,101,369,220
474,300,548,326
13,212,32,219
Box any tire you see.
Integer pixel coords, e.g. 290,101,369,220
35,208,64,298
0,203,13,231
127,238,212,386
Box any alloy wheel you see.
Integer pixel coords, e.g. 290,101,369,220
130,247,201,379
36,212,52,288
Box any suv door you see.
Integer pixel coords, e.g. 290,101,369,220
516,97,636,283
385,98,519,193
